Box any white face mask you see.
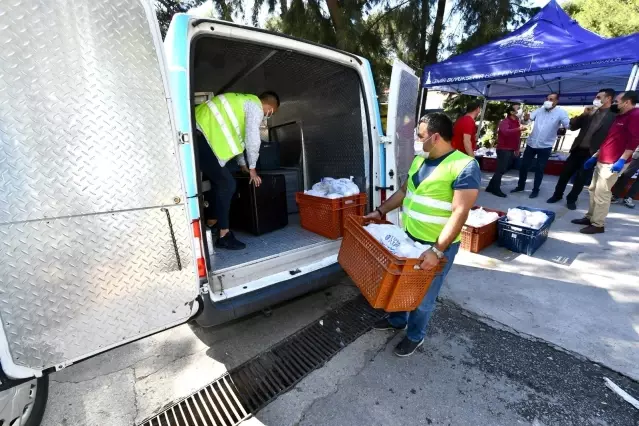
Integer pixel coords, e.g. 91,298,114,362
516,109,523,117
414,136,432,158
543,101,554,110
593,99,603,108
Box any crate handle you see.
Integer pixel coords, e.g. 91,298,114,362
344,200,355,205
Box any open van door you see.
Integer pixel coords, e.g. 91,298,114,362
384,59,420,225
0,0,198,380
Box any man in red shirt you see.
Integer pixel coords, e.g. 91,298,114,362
486,105,527,197
572,91,639,234
452,102,481,157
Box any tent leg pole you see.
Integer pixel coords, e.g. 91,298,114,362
476,97,488,142
416,88,427,122
625,63,638,91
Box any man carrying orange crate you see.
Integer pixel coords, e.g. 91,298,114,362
366,112,480,357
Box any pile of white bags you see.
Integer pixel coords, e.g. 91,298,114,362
465,208,500,228
304,177,360,198
364,223,430,258
506,208,549,230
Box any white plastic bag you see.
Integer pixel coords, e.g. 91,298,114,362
506,208,548,230
364,223,430,259
465,208,500,228
306,177,360,198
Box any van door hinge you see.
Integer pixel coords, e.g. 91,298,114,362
380,136,392,145
178,132,190,144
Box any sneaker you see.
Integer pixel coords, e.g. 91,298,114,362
622,197,636,209
580,225,604,234
547,195,562,204
571,217,591,225
511,187,524,193
215,231,246,250
529,190,539,199
611,196,622,204
393,336,424,357
373,317,406,331
566,201,577,211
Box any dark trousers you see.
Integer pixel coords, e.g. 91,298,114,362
487,149,515,191
552,148,592,203
197,132,236,230
517,145,552,191
612,158,639,199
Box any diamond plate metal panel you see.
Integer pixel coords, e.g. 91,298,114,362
0,0,183,224
0,206,194,369
393,70,419,186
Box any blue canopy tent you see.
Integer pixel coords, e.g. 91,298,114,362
421,0,639,105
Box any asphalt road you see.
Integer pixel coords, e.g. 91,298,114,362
44,279,639,425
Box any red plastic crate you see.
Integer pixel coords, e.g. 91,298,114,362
296,192,367,239
480,157,498,172
461,206,506,253
544,159,565,176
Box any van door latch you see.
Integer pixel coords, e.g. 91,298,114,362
178,132,190,144
380,136,392,145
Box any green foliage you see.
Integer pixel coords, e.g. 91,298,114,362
155,0,208,37
563,0,639,37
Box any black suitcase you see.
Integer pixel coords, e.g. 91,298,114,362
259,168,302,214
230,174,288,235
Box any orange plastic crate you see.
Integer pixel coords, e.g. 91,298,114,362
461,206,506,253
296,192,367,239
338,216,446,312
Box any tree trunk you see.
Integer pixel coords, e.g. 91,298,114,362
325,0,348,49
426,0,447,64
280,0,288,15
418,0,429,65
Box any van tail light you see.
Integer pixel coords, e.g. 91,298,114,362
192,220,207,278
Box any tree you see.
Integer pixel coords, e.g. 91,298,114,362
563,0,639,37
155,0,207,36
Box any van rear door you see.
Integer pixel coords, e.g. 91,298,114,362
0,0,197,376
384,59,420,225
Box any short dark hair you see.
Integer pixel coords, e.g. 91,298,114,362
549,92,560,100
506,105,517,115
259,91,280,107
466,102,481,113
598,88,615,99
621,90,638,105
419,112,454,142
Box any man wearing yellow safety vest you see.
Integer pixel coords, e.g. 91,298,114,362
366,112,480,357
195,92,280,250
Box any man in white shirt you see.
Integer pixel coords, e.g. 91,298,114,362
511,93,570,198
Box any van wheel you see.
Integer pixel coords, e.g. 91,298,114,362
0,376,49,426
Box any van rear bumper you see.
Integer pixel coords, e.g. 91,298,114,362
195,264,344,327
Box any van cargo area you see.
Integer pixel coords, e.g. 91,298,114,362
192,35,372,285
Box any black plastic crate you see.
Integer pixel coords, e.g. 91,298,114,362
498,206,556,256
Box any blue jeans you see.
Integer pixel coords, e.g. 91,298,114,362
388,242,460,342
517,145,553,192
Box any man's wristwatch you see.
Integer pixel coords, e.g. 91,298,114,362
429,246,445,260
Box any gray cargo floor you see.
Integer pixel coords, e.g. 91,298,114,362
209,215,332,271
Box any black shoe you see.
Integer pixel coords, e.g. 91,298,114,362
529,190,539,199
580,225,605,235
547,195,562,203
373,317,406,331
571,217,591,225
511,187,524,193
393,336,424,357
487,187,507,198
215,231,246,250
566,201,577,211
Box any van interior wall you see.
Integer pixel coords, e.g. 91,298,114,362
193,36,368,191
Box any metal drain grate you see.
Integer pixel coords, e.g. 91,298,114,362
139,296,382,425
140,373,250,426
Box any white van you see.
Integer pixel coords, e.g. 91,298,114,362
0,1,420,424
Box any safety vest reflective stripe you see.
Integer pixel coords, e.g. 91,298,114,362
405,191,453,211
404,209,450,225
205,100,241,156
217,94,243,147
